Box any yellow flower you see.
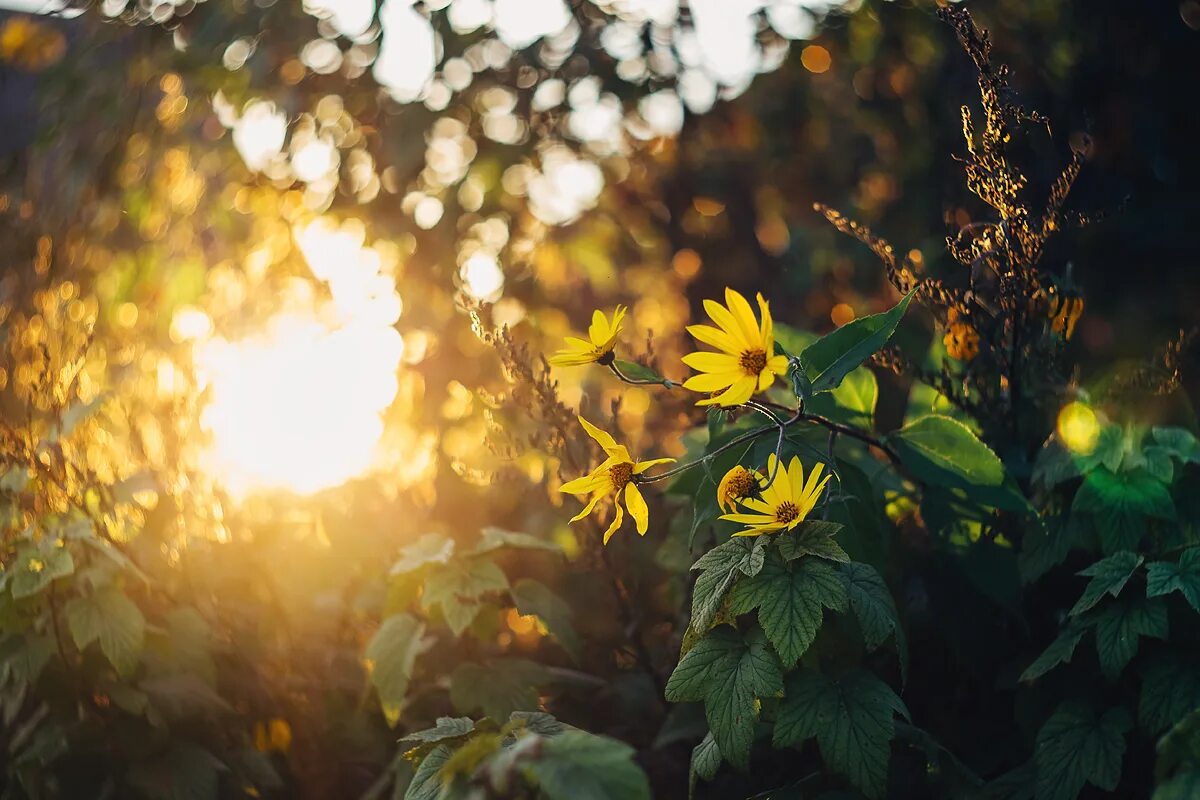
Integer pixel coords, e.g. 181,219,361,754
548,306,627,367
254,718,292,754
682,288,788,406
943,319,980,361
560,416,675,544
27,557,44,574
720,454,832,537
717,465,762,512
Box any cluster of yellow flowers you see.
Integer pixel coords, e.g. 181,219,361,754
552,289,831,543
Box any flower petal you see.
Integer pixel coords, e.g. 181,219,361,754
633,457,676,474
683,371,740,393
682,351,740,373
756,293,773,346
578,416,624,457
720,512,776,524
549,352,596,367
709,375,757,407
731,523,785,537
560,470,610,495
686,323,740,354
625,483,649,535
587,309,610,348
787,456,805,501
757,368,776,392
703,299,753,349
569,491,605,523
767,354,789,375
725,288,763,346
602,502,624,545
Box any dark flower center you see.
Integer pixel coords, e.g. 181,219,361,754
609,462,633,489
725,469,758,502
739,348,767,375
775,501,800,524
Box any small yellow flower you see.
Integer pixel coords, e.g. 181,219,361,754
682,288,788,406
254,718,292,754
548,306,627,367
717,465,763,513
1049,296,1083,340
943,311,980,361
560,416,675,544
720,454,832,537
27,558,44,574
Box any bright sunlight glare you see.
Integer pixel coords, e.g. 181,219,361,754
193,218,404,498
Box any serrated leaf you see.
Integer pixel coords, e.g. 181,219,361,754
665,626,783,769
728,550,846,666
689,538,766,632
773,669,908,799
889,414,1005,488
1140,655,1200,734
525,730,652,800
1069,551,1143,616
799,290,914,394
1146,549,1200,612
366,614,424,725
64,587,145,677
1021,624,1087,683
422,558,509,636
10,545,75,599
473,527,563,555
511,579,581,662
390,534,456,577
401,717,476,745
450,659,548,720
776,521,849,563
405,743,454,800
1094,596,1168,678
840,563,907,682
1034,703,1130,800
690,732,721,791
1073,468,1175,554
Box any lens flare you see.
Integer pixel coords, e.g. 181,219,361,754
1057,401,1099,455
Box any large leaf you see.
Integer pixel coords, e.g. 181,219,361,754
888,414,1005,489
1034,703,1130,800
9,545,75,600
806,367,878,430
1072,468,1175,554
727,550,846,667
1021,623,1088,683
1069,552,1143,616
449,659,548,720
64,587,146,677
405,743,454,800
689,732,722,792
1093,596,1168,678
665,626,783,769
421,558,509,636
689,537,766,633
774,669,909,799
511,579,581,662
366,614,425,726
526,731,652,800
840,563,907,682
775,521,850,563
401,717,476,746
1152,427,1200,464
1140,655,1200,734
798,290,914,394
390,534,456,577
1146,548,1200,612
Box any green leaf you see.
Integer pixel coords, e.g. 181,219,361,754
806,367,878,430
690,732,722,791
401,717,476,746
390,534,456,577
888,414,1005,488
1069,552,1143,616
776,521,850,563
1147,549,1200,612
1152,427,1200,464
128,743,224,800
1034,703,1130,800
422,558,509,636
9,545,75,600
613,359,671,388
1,634,56,683
473,527,563,555
511,579,581,662
773,669,909,799
1021,623,1088,683
799,290,914,394
450,659,548,720
1155,773,1200,800
405,743,454,800
1019,516,1078,584
1073,468,1175,554
840,563,907,682
366,614,425,725
1094,596,1168,678
64,587,145,677
665,626,783,769
728,550,846,667
526,731,652,800
689,537,767,633
1140,655,1200,734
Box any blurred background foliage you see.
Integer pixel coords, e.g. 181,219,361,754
0,0,1197,797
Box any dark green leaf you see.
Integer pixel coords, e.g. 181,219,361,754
1140,655,1200,734
799,290,914,394
889,414,1005,488
805,367,877,430
366,614,425,724
613,359,670,387
665,626,783,769
511,579,581,662
728,551,846,666
1021,624,1088,683
689,537,767,633
1152,427,1200,464
1094,596,1168,678
526,730,652,800
405,743,454,800
776,521,850,563
1146,549,1200,612
1073,468,1175,554
690,732,721,790
840,563,907,682
64,587,146,677
450,659,548,720
773,669,908,799
1069,552,1143,616
1034,703,1130,800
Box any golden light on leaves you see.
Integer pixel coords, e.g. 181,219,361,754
1057,401,1100,455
